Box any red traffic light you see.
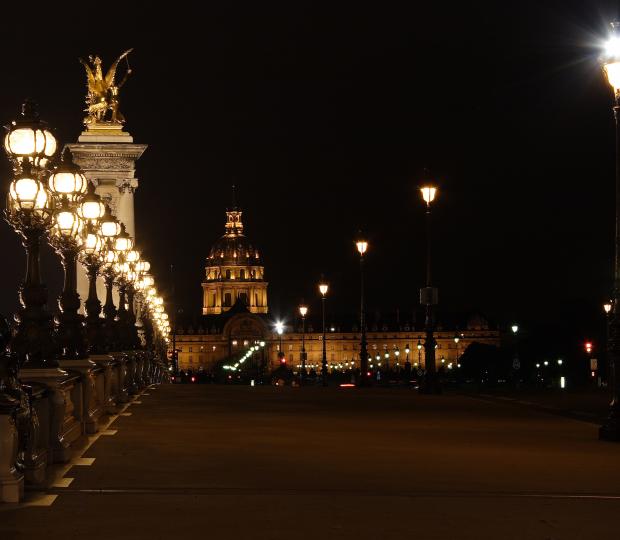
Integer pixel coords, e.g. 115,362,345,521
191,376,196,383
280,357,287,364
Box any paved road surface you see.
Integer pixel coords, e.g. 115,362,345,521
2,385,619,539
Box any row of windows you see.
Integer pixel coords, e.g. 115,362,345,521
207,269,264,280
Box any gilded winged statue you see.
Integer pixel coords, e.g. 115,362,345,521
79,49,133,125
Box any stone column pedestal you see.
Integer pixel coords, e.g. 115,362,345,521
110,354,130,403
59,359,103,435
19,368,82,463
91,354,117,414
0,400,23,503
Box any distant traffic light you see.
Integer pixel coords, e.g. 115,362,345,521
585,342,593,354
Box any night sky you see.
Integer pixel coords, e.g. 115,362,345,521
0,2,619,357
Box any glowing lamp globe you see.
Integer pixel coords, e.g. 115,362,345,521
125,249,140,263
78,181,105,222
114,224,133,252
135,260,151,274
53,200,83,239
48,148,87,201
4,100,57,168
99,205,121,238
319,281,329,296
603,22,620,93
299,304,308,317
356,239,368,255
9,164,51,216
420,185,437,205
82,230,103,255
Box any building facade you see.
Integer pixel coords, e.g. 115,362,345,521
202,206,268,315
177,202,500,374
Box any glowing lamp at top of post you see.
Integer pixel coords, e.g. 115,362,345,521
8,162,51,217
78,181,105,222
81,226,104,256
114,224,133,252
356,239,368,255
603,22,620,94
319,280,329,297
4,100,57,169
48,148,87,202
604,302,612,314
99,205,121,239
420,185,437,206
52,198,83,240
511,324,519,334
275,321,284,335
299,304,308,317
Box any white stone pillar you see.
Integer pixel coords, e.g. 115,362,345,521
67,132,147,312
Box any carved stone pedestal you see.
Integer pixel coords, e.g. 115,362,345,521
0,402,23,503
110,354,130,403
91,354,117,414
59,359,103,435
19,368,82,464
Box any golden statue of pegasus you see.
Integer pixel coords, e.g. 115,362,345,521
79,49,133,126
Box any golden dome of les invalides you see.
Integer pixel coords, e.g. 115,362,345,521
202,202,268,315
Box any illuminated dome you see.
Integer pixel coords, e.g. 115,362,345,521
202,200,268,315
207,209,262,266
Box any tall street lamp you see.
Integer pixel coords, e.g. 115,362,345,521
356,237,369,386
299,303,308,384
48,150,89,359
99,206,121,350
275,321,285,366
319,278,329,386
419,183,439,393
600,22,620,440
78,180,106,353
417,339,422,367
4,101,58,369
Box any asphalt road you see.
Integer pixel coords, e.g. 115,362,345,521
2,384,619,539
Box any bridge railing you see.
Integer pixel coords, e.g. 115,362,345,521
0,340,168,504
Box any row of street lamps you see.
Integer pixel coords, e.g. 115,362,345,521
2,100,171,370
275,184,439,388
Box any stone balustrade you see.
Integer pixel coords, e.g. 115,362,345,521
0,351,168,503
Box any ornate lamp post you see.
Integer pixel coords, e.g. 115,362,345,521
601,23,620,439
77,181,107,351
113,224,134,351
299,303,308,384
3,101,58,369
47,151,89,359
356,237,369,386
417,339,422,367
275,321,284,364
404,344,411,383
419,183,439,393
319,278,329,387
99,206,121,350
80,223,106,352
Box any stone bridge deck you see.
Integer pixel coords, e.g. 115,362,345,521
2,385,619,539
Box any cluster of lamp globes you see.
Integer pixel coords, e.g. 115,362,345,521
223,341,266,371
3,101,170,342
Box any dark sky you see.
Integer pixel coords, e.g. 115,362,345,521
0,2,619,354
